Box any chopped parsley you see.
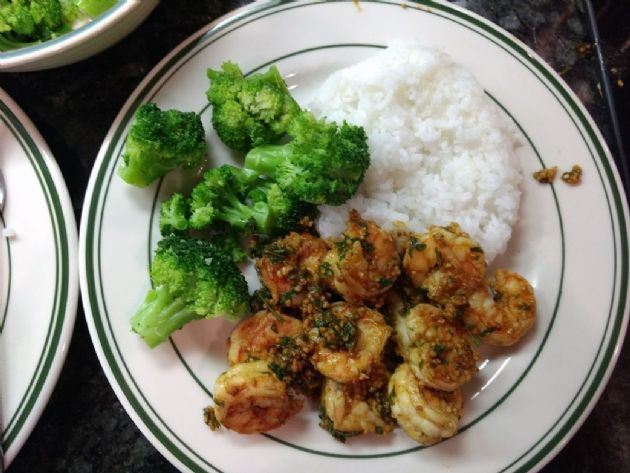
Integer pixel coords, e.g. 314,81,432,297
262,244,291,264
311,310,359,351
408,236,427,254
319,409,361,443
203,407,221,431
435,249,443,265
319,261,334,278
379,277,393,288
268,362,289,380
479,327,498,338
433,343,449,365
279,288,297,305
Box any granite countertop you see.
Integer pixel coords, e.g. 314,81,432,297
0,0,628,471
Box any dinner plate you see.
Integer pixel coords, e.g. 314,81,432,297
79,1,630,472
0,89,79,467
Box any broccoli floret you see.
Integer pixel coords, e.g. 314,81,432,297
209,231,248,263
159,193,250,260
29,0,63,29
188,164,317,236
243,111,370,205
0,2,35,36
248,181,319,234
0,0,80,50
117,102,208,187
188,164,259,230
159,192,189,235
74,0,113,16
207,62,301,152
130,235,250,348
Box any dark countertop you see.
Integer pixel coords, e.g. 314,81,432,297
1,0,628,471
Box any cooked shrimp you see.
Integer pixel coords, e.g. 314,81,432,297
212,361,303,434
463,269,536,346
308,302,392,383
381,280,432,327
228,309,303,365
256,232,329,308
402,223,486,306
388,363,463,445
393,303,477,391
320,362,396,440
324,209,401,305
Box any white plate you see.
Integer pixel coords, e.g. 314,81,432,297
0,89,79,467
0,0,158,72
79,1,630,472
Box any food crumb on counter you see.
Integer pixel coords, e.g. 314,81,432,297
533,166,558,184
561,165,583,185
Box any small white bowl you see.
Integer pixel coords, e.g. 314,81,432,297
0,0,159,72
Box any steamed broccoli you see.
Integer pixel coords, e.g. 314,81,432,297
0,0,66,49
188,164,257,230
117,103,208,187
0,0,112,51
158,193,248,262
130,234,250,348
206,62,301,152
243,111,370,205
247,180,318,234
74,0,113,17
159,192,189,235
207,231,248,263
188,164,317,236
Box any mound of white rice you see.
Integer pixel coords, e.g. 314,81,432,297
311,41,522,263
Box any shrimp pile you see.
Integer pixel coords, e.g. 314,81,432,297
207,211,536,446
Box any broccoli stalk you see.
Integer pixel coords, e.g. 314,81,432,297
130,235,250,348
206,62,301,152
214,192,271,232
159,192,189,235
244,111,370,205
130,285,199,349
117,102,208,187
188,164,317,236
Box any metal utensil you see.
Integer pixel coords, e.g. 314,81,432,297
0,169,5,212
0,168,5,472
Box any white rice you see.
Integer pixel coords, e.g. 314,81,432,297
310,41,522,263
